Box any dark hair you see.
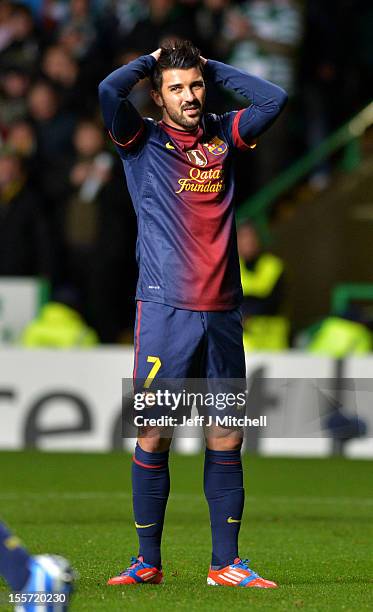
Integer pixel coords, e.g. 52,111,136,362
150,40,203,91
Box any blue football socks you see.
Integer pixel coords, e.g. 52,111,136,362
0,522,30,590
132,444,170,568
204,448,244,568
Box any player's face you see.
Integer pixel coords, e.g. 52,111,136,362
153,66,206,130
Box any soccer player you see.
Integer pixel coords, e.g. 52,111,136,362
0,521,74,610
99,40,287,588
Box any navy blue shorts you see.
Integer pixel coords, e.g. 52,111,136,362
126,301,247,430
133,300,246,383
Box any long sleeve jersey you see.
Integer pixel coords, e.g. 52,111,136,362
99,55,287,310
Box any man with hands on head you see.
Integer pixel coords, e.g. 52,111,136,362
99,40,287,588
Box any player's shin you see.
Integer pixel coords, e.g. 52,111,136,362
132,443,170,568
204,448,244,568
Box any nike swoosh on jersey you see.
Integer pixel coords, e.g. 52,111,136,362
227,517,241,524
135,522,157,529
165,141,175,150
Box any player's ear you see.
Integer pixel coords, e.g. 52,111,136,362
151,89,163,108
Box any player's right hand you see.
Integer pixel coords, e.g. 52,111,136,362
150,49,162,61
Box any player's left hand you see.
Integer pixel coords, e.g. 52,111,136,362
150,48,162,61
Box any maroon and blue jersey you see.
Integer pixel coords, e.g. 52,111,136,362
99,55,287,311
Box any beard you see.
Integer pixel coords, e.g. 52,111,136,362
163,101,202,130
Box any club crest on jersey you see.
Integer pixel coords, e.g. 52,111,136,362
185,149,207,167
204,136,228,156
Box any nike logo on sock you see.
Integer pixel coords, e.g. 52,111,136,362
135,522,157,529
227,517,241,524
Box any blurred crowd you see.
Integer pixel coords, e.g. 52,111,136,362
0,0,372,343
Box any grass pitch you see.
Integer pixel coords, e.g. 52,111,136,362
0,451,372,611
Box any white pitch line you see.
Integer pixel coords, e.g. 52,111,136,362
0,492,372,506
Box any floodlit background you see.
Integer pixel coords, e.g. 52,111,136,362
0,0,372,456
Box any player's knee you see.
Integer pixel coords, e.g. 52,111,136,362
137,435,171,453
206,432,243,451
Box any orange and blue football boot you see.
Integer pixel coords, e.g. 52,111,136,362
207,558,278,588
107,556,163,585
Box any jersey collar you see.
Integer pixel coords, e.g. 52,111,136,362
159,120,204,151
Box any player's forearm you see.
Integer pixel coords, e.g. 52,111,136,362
205,59,288,140
205,59,287,109
98,55,156,130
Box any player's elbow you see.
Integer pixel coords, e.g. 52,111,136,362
98,79,117,116
259,86,288,120
276,87,288,111
266,87,288,123
98,79,110,103
98,81,116,130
